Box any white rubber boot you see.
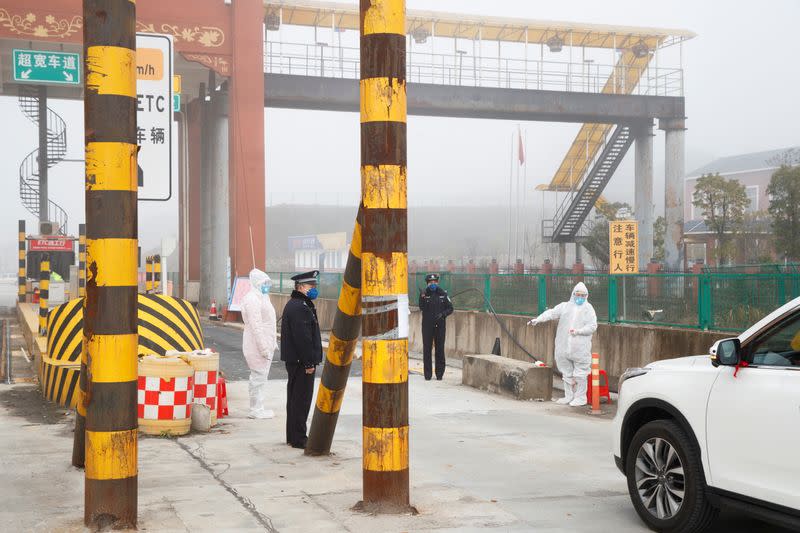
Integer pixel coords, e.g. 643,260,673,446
569,376,588,407
556,379,574,404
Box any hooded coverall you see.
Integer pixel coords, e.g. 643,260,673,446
241,269,278,418
533,282,598,406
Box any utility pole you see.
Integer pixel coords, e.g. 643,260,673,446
82,0,139,526
358,0,411,510
38,86,48,224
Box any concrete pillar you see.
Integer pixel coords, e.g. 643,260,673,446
541,259,553,275
661,118,686,271
199,89,213,308
229,0,267,278
489,259,499,274
514,259,524,274
574,243,583,264
186,97,203,295
557,243,567,270
210,94,230,309
634,121,655,268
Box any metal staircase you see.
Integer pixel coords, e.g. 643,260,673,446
543,124,634,243
18,85,69,235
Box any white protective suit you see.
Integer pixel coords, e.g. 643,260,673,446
532,282,597,406
241,269,278,418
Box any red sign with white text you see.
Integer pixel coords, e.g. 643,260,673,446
28,238,74,252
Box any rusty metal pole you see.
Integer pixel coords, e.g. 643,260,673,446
358,0,410,510
79,223,86,298
73,223,87,468
83,0,138,526
306,208,363,456
18,220,26,303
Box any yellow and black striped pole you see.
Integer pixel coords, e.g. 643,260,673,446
83,0,138,526
78,223,86,298
306,208,363,456
153,254,161,293
39,254,50,336
18,220,26,303
359,0,410,509
145,255,153,293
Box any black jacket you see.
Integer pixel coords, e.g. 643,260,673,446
280,290,323,367
419,286,454,327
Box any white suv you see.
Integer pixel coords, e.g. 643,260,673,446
612,297,800,532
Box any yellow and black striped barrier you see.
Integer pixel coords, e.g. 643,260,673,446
145,255,153,293
153,254,161,293
18,220,26,303
39,254,50,336
45,295,205,410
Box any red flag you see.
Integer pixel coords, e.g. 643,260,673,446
518,127,525,165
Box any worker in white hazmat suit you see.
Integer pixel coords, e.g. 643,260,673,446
241,269,278,419
528,282,597,406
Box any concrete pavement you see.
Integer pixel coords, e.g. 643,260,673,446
0,352,784,532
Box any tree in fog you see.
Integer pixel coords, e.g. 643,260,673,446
583,202,631,269
768,164,800,261
692,173,749,265
653,216,666,262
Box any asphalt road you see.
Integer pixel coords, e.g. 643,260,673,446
202,321,362,381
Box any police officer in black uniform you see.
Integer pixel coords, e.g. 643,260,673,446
419,273,454,380
280,270,323,448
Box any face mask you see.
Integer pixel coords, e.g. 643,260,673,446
575,297,586,306
260,284,271,295
428,283,438,291
307,287,319,300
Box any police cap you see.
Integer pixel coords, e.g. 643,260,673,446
425,273,440,283
291,270,319,284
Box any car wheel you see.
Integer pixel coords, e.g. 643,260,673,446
625,419,718,533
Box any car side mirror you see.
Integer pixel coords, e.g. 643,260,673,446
710,338,741,367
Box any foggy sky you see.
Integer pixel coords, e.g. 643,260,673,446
1,0,799,272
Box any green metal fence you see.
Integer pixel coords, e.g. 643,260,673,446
268,271,800,333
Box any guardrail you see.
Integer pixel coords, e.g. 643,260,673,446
266,271,800,333
264,41,684,97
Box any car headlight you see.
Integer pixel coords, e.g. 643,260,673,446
618,367,651,391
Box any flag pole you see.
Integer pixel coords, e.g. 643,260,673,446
508,132,513,271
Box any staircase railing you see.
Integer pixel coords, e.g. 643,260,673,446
18,85,69,235
544,124,633,242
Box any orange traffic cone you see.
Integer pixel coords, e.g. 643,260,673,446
217,373,228,419
209,298,218,321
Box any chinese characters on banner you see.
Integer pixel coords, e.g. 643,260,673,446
609,220,639,274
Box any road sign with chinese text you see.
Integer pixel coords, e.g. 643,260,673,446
609,220,639,274
136,33,173,201
13,49,80,85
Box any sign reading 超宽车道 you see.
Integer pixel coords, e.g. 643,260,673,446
13,49,80,85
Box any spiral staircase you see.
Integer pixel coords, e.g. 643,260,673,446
18,85,69,235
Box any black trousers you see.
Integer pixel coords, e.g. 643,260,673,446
285,362,315,445
422,322,446,380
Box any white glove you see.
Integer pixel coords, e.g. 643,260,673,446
528,318,538,326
